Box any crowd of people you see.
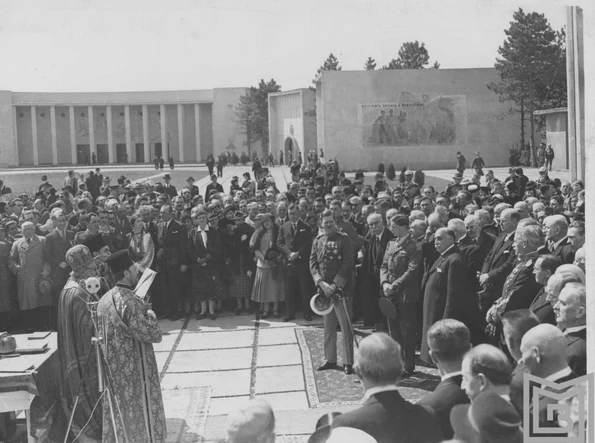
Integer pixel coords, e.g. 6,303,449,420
0,154,588,441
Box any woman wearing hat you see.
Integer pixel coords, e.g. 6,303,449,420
188,210,224,320
230,211,255,314
250,213,284,318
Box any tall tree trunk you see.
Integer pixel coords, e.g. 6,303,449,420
529,86,537,167
520,95,526,150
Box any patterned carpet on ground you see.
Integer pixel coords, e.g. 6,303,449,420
163,386,211,443
297,328,441,407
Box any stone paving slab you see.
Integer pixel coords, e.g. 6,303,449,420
161,369,251,398
257,344,302,367
167,348,253,372
162,386,211,443
257,327,298,346
177,329,255,351
255,391,309,412
159,318,187,334
208,395,251,416
154,331,182,353
156,351,169,373
254,365,305,394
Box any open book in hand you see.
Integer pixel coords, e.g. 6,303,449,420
134,268,157,300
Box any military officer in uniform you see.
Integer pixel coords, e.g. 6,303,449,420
379,214,421,376
310,209,355,374
485,225,543,346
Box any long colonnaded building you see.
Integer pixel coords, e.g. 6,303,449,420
0,88,261,168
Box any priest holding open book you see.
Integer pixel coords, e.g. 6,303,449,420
97,250,165,443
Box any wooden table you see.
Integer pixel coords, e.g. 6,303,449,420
0,333,58,443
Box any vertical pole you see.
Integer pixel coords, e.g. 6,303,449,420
31,106,39,166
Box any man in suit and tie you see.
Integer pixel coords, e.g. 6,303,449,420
486,225,542,345
74,212,101,245
379,214,419,375
275,202,289,226
418,319,471,440
541,215,575,264
420,227,468,363
205,174,224,202
115,204,132,238
360,213,394,328
553,282,586,376
501,309,540,414
185,176,200,198
278,203,314,322
43,209,75,328
519,324,579,436
329,333,443,443
529,254,560,325
162,174,178,199
478,208,519,315
156,205,188,320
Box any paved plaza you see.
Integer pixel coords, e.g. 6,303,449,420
156,313,440,442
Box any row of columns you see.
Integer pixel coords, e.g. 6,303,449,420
25,103,203,166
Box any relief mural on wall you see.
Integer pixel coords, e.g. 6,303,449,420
359,92,466,147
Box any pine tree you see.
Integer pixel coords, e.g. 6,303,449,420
382,41,438,70
364,57,377,70
312,53,342,84
236,79,282,154
487,8,566,165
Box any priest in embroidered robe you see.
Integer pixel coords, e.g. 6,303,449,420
57,245,105,442
97,250,166,443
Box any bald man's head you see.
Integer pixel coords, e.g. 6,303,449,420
355,333,403,386
519,324,569,378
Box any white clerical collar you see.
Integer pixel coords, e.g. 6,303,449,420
564,325,586,335
362,385,400,402
500,394,511,402
551,236,567,250
441,370,462,381
505,230,516,241
544,366,573,383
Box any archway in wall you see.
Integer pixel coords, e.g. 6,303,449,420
284,137,300,163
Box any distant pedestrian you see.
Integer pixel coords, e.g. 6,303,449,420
169,156,175,170
279,151,284,166
252,157,263,181
154,156,159,170
471,152,485,177
216,155,224,178
92,152,97,165
268,152,274,167
456,151,466,174
545,145,555,171
206,154,215,176
159,156,165,171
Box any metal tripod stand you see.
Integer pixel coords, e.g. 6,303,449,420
63,302,128,443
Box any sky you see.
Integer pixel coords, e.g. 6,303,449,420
0,0,587,93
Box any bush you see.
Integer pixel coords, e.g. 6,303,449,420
230,152,239,165
508,147,521,166
414,170,425,188
378,163,385,174
386,163,396,180
240,152,250,165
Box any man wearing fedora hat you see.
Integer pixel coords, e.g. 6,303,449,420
162,174,177,199
205,174,224,202
185,176,199,197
